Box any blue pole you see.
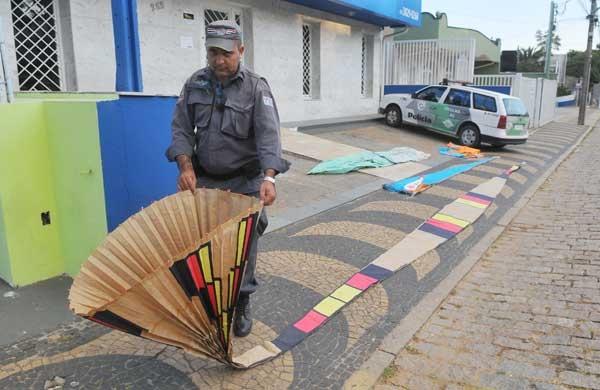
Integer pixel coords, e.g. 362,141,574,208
111,0,143,92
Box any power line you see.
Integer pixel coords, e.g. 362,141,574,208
578,0,591,14
557,16,587,20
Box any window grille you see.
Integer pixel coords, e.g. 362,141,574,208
361,36,367,96
10,0,61,91
302,24,311,96
204,9,229,26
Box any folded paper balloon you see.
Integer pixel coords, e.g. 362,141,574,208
69,189,263,367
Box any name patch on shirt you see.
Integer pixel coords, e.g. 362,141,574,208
263,96,274,107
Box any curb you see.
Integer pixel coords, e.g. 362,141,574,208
343,119,599,390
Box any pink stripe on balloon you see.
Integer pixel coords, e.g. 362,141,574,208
426,218,463,233
462,194,491,205
346,273,378,290
293,310,327,333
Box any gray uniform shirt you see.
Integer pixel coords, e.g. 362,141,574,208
166,65,290,194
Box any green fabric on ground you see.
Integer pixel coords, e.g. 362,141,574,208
308,147,430,175
308,151,392,174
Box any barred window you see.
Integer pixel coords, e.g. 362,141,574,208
204,9,229,26
204,8,242,27
302,24,311,97
361,36,367,95
361,35,374,97
10,0,61,91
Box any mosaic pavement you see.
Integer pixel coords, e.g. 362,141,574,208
0,121,588,389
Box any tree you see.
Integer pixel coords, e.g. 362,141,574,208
535,29,561,53
517,46,544,72
567,50,600,86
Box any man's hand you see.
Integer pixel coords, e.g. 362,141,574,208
176,155,197,192
260,180,276,206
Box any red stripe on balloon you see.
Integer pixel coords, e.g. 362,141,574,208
186,254,205,290
207,285,217,315
242,216,254,260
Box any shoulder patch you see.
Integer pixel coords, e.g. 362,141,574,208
263,96,274,107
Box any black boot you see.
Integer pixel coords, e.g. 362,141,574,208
234,295,252,337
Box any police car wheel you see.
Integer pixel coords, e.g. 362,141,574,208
458,125,481,147
385,106,402,127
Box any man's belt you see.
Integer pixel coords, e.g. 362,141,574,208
193,159,262,181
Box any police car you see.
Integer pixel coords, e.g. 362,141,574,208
379,84,529,147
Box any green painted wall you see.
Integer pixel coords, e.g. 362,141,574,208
395,12,439,40
438,14,501,63
15,92,117,102
45,102,108,276
0,99,108,286
0,103,64,286
0,196,12,283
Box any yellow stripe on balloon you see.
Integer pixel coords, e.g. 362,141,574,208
222,312,229,343
199,246,213,283
456,198,487,209
431,213,469,228
214,279,221,314
236,220,247,266
228,271,234,307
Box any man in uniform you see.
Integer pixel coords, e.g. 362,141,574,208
166,20,289,337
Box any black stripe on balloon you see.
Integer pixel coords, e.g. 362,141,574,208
91,310,144,336
170,257,196,299
272,325,306,352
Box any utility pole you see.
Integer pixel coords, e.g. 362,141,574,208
544,1,557,77
578,0,598,125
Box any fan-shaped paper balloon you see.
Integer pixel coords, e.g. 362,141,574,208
69,189,262,366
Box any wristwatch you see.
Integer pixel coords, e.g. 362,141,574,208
263,176,276,184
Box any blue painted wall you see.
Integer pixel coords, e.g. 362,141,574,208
284,0,421,27
97,95,178,231
475,86,511,95
384,85,427,95
557,99,576,107
384,85,511,95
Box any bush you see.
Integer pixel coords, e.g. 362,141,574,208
557,84,571,97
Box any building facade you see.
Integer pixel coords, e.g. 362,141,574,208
395,12,501,75
0,0,421,123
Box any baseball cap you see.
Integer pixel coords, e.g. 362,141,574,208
205,20,242,52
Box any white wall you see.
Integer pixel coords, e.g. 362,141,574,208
136,0,208,94
0,0,115,92
539,79,557,127
251,0,383,122
69,0,116,91
2,0,383,123
135,0,382,122
512,75,557,128
0,0,19,91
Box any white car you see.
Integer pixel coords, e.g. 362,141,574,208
379,84,529,147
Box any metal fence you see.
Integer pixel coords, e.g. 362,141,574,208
472,74,515,87
384,38,476,86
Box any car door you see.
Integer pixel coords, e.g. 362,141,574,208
436,88,472,134
471,93,500,133
405,86,448,127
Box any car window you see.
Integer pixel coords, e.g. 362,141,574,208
503,98,529,116
473,93,497,113
444,89,471,108
415,86,447,103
